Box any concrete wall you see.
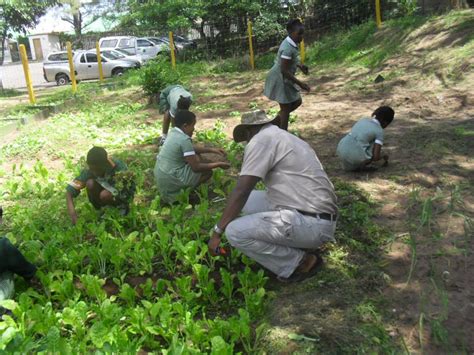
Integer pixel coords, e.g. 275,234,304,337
28,34,61,61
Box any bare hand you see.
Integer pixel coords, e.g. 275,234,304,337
300,83,311,92
208,235,222,256
300,65,309,75
218,162,231,169
214,148,227,157
70,212,78,225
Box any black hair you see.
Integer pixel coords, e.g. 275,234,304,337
286,19,303,33
372,106,395,125
174,110,196,128
87,146,108,166
177,95,192,110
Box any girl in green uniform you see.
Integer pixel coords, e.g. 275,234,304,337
337,106,395,171
154,110,230,204
264,19,310,131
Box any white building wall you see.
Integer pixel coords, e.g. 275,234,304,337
28,34,60,61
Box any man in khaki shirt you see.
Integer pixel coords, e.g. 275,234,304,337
208,110,338,282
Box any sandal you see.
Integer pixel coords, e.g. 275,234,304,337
278,253,324,283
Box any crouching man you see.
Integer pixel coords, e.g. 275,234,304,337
66,146,135,224
208,110,338,282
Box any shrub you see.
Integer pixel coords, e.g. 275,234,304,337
140,58,183,96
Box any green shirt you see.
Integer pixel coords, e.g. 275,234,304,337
158,85,193,117
66,158,130,199
263,37,301,104
154,127,201,203
336,118,385,170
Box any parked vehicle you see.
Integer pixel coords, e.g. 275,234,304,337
153,35,197,51
43,50,136,86
45,51,74,64
146,37,172,51
100,49,143,67
99,36,164,60
112,48,152,64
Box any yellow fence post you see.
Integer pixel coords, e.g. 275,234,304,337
375,0,382,29
247,20,255,70
299,18,306,65
66,42,77,94
19,44,36,104
169,32,176,70
300,39,306,65
96,41,104,82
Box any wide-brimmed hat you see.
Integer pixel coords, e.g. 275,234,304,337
233,110,277,142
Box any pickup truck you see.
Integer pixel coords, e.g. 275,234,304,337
43,50,137,86
99,36,167,60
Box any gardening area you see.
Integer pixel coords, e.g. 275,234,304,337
0,10,473,354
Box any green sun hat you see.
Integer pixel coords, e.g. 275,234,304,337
232,110,278,143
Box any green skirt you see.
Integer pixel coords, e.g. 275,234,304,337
154,163,201,203
264,66,301,104
336,134,373,171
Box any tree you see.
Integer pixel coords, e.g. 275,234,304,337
0,0,57,65
117,0,286,46
59,0,112,38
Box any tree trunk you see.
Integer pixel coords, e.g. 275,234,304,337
0,29,7,66
74,12,82,37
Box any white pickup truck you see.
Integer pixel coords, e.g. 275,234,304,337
43,50,137,86
99,36,167,60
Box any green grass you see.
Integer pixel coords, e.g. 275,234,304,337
306,10,473,70
306,16,429,69
0,88,23,98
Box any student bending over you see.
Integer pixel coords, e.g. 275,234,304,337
154,110,230,204
158,84,193,145
337,106,395,171
66,146,135,224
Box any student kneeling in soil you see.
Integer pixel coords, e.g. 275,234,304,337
336,106,395,171
208,110,338,283
66,147,135,224
154,110,230,204
158,84,193,145
0,207,37,315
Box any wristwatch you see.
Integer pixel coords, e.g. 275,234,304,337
213,224,224,235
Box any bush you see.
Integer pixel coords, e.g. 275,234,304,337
140,58,183,96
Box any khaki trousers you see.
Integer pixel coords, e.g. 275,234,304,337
226,190,337,278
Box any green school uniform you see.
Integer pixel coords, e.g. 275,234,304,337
264,36,301,104
154,127,201,203
336,118,385,171
66,158,134,204
158,85,193,117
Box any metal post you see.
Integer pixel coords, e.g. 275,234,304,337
375,0,382,29
96,41,104,82
247,20,255,70
66,42,77,93
169,31,176,69
300,39,306,65
19,44,36,104
299,18,306,65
